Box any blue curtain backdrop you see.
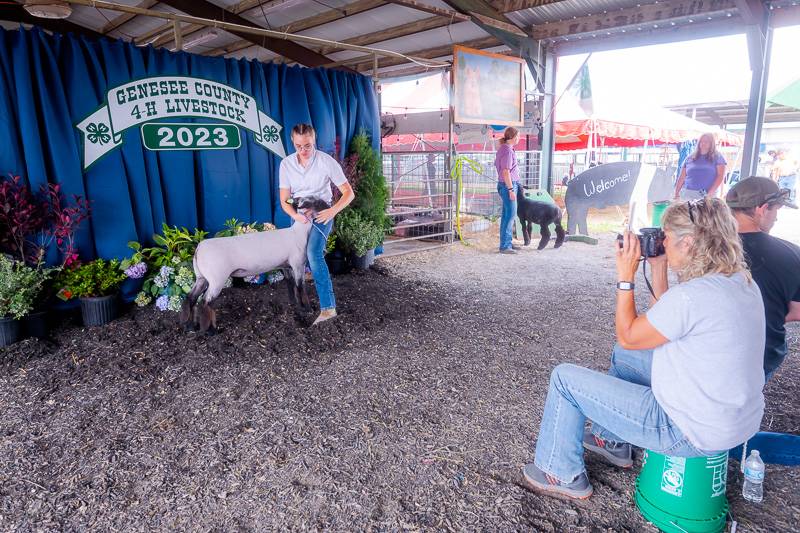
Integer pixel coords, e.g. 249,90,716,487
0,26,379,264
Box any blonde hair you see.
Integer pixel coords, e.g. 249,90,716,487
661,198,749,282
499,126,518,144
690,132,718,162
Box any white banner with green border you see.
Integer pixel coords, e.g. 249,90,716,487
76,76,286,169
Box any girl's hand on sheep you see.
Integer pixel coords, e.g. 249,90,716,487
315,208,337,224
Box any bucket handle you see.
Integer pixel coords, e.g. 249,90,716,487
669,521,690,533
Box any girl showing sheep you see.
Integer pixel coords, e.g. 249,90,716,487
278,123,355,325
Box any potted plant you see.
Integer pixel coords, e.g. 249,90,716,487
0,255,49,346
335,210,385,270
59,259,127,326
0,174,90,336
331,133,389,267
324,232,349,275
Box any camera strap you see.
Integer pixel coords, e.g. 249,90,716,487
641,258,658,301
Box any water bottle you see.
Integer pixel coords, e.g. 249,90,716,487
743,450,765,502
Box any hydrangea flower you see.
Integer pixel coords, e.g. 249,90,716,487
153,265,174,288
224,277,233,288
263,223,276,231
171,256,181,264
125,262,147,279
267,270,284,284
134,292,151,307
244,275,261,284
155,294,170,311
175,266,195,291
167,295,183,312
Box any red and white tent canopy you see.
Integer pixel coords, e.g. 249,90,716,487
554,95,742,151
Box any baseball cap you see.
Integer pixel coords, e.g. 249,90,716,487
726,176,798,209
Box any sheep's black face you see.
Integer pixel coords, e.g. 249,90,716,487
294,196,330,214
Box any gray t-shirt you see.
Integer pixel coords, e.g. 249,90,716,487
647,272,765,451
278,150,347,205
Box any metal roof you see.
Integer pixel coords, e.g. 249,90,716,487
1,0,798,79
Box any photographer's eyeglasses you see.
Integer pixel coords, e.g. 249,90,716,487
687,198,705,224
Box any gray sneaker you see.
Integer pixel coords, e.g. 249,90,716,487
582,427,633,468
520,463,593,500
499,248,517,255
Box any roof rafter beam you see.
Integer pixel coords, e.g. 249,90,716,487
383,0,470,21
490,0,569,11
532,0,739,40
197,0,386,57
331,35,501,70
155,0,340,67
315,16,454,56
734,0,766,25
101,0,159,35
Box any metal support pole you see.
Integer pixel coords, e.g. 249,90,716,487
373,54,381,154
539,48,556,195
173,20,182,51
741,12,773,178
447,67,456,242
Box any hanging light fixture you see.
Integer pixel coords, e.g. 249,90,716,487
23,0,71,19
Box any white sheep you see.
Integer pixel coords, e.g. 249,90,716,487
180,197,328,333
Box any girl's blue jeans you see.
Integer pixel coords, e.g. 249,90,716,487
778,174,796,202
533,344,718,483
497,183,517,251
307,219,335,311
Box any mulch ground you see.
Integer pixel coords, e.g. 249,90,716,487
1,233,798,532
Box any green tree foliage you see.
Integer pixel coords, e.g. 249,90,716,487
347,133,390,230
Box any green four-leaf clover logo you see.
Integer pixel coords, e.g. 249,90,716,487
262,125,279,143
87,122,111,145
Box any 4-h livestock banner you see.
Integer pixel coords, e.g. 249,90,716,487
77,76,286,169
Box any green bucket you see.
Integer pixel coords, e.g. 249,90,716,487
635,450,729,533
652,201,670,228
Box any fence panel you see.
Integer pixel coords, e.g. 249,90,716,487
457,151,541,218
382,151,453,253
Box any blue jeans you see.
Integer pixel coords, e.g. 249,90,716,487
497,182,517,250
533,345,712,483
778,174,796,202
307,219,335,311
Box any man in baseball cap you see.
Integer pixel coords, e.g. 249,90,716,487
726,176,800,381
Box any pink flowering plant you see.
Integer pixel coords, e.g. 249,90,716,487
0,175,90,268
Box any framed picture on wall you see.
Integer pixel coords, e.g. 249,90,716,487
452,45,524,127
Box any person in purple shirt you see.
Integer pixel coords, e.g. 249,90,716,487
494,127,520,254
673,132,727,200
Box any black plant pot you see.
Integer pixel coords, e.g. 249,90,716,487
351,249,375,271
80,295,118,327
22,310,49,340
325,251,350,275
0,316,21,347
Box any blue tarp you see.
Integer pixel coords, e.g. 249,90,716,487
0,27,379,264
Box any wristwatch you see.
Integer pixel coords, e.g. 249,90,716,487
508,187,514,191
616,281,635,291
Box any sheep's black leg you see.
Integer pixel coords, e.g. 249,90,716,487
198,300,215,334
298,279,311,312
554,223,566,248
283,268,298,306
538,225,551,250
180,277,208,330
523,221,532,246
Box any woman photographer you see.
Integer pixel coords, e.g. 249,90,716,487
521,198,766,500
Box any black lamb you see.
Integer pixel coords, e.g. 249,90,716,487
516,183,566,249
